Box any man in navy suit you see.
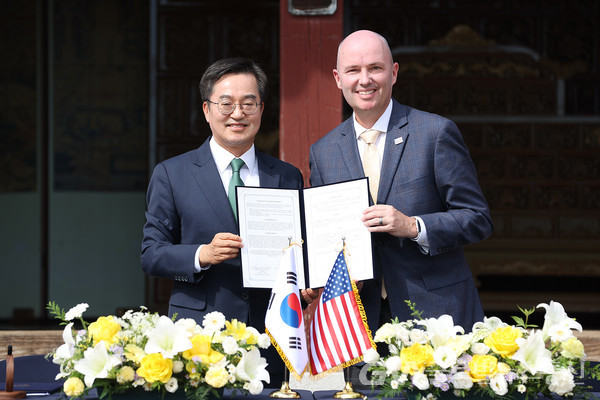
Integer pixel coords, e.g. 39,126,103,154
141,58,303,384
309,30,493,332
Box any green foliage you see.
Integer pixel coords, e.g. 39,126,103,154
405,300,423,320
511,305,538,329
46,301,66,324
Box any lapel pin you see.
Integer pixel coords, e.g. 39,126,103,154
395,137,404,145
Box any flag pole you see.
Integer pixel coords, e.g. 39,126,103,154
333,238,365,399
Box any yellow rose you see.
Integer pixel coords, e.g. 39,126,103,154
88,316,121,347
483,326,522,358
137,353,173,383
63,377,85,397
400,343,435,375
183,335,225,364
468,354,498,382
561,337,584,359
205,366,229,388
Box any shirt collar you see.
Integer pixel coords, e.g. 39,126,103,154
209,138,257,174
353,99,394,138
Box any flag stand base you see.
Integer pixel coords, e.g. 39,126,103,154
269,381,301,398
334,382,365,399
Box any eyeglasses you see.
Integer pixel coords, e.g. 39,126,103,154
206,100,261,115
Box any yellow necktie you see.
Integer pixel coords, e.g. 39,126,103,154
360,129,381,204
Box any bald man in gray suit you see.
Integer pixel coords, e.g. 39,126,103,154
309,30,492,331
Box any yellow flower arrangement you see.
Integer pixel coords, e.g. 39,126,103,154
366,301,600,399
47,302,271,399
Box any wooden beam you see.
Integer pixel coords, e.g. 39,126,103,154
279,0,344,186
0,330,63,358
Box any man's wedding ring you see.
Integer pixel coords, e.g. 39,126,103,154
379,217,383,226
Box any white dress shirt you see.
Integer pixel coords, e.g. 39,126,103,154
353,100,429,253
194,139,260,271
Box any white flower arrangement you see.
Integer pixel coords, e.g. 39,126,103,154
47,303,271,399
367,301,600,399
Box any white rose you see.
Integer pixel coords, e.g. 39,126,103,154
244,380,264,395
470,342,490,355
394,325,411,345
258,333,271,349
385,356,402,375
409,329,428,344
363,348,380,364
450,371,473,390
222,336,239,355
548,368,575,396
490,373,508,396
172,360,184,373
412,372,430,390
175,318,198,333
374,323,396,343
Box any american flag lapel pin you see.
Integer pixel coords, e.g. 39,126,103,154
395,136,404,145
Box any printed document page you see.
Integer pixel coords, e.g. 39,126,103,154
237,178,372,289
238,187,305,288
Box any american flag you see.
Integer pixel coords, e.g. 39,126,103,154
309,249,374,376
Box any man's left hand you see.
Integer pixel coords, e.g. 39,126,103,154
362,204,418,238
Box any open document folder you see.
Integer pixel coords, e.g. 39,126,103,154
236,178,373,289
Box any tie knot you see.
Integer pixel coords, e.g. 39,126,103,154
230,158,245,173
361,129,380,145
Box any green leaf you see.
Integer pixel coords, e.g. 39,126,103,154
46,301,66,321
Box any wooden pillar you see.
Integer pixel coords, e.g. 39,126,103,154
279,0,344,186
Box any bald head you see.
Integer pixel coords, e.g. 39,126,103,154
333,30,398,128
336,30,394,70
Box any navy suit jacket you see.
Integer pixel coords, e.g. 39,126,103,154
309,99,492,330
141,137,304,332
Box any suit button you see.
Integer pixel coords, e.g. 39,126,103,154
241,293,249,301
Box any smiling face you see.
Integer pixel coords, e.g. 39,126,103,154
333,30,399,128
202,72,264,157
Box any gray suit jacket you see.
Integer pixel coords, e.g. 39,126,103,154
141,137,304,331
309,99,492,330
